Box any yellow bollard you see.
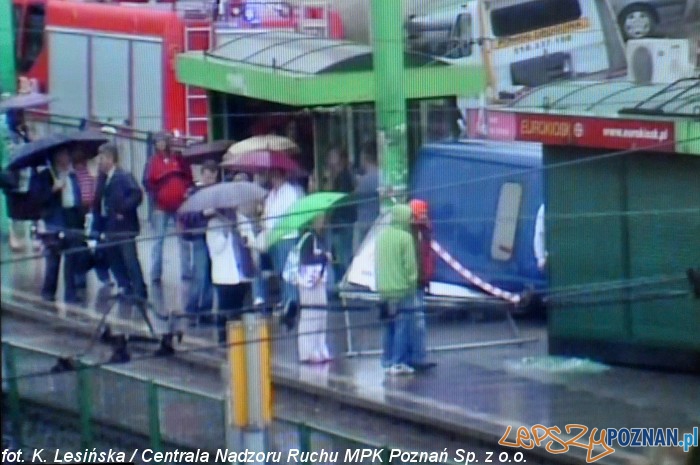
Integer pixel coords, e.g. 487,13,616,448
227,321,248,428
259,320,273,423
227,317,274,428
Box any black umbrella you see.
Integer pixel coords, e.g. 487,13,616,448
180,140,235,164
65,129,109,157
7,130,109,171
6,133,71,170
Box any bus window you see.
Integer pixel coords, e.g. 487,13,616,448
17,4,45,73
490,0,581,37
491,182,522,261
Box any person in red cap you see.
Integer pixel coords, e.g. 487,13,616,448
143,132,194,284
408,198,437,371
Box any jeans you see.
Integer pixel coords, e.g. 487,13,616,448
150,209,192,281
185,236,213,314
408,290,428,365
271,237,298,306
381,294,418,367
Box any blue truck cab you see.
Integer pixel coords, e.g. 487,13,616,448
411,139,546,298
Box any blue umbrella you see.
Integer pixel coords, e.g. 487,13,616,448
0,92,52,112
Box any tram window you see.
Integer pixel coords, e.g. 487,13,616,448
491,182,522,261
18,4,45,73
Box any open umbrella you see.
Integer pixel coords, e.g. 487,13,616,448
220,151,304,174
6,133,71,170
181,140,235,164
0,92,53,112
6,130,108,170
64,129,109,156
267,192,348,248
177,180,267,214
226,134,299,158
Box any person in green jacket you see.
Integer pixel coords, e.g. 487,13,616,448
375,203,419,376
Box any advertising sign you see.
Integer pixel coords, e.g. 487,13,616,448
466,109,675,152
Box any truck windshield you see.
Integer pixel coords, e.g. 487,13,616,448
490,0,581,37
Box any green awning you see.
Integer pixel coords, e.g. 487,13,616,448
176,31,486,106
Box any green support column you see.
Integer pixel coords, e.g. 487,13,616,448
77,363,94,449
371,0,409,201
147,382,163,451
3,344,24,448
0,0,15,94
0,0,17,235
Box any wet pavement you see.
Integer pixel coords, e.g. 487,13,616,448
1,232,699,465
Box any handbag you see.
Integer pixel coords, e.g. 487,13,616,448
282,232,312,286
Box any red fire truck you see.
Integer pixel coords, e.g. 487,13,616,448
12,0,344,139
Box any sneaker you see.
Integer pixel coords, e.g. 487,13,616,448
385,363,415,376
411,361,437,372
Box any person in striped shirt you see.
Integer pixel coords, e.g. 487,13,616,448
72,146,112,286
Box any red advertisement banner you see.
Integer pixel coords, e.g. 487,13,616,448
517,114,675,151
466,109,675,152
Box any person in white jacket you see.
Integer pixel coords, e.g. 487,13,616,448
206,209,256,338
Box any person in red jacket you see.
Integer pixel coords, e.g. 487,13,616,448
408,199,437,371
143,133,194,283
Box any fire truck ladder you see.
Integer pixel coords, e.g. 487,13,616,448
184,24,212,138
296,0,330,38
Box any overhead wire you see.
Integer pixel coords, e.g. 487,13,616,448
1,133,699,303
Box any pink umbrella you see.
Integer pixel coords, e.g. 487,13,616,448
220,151,304,174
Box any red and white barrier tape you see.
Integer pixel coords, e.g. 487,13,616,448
431,240,521,304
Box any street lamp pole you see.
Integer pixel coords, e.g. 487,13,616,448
371,0,409,204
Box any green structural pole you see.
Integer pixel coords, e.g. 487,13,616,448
0,0,16,94
371,0,409,201
0,0,17,236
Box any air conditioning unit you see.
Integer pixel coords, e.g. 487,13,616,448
626,39,694,84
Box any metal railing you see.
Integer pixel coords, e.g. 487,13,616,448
2,341,459,465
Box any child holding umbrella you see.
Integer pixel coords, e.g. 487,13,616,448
286,215,332,364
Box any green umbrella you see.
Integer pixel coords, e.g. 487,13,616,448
267,192,348,248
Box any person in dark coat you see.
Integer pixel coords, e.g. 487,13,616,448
324,147,356,284
92,143,147,300
33,148,83,303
